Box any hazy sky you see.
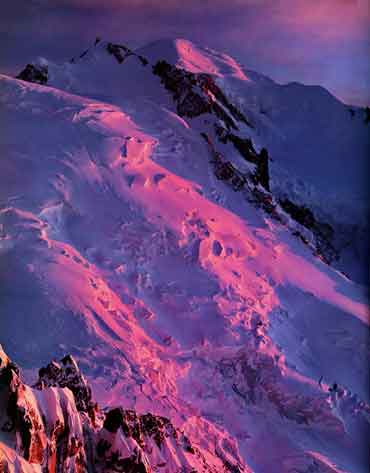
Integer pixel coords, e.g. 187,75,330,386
1,0,369,105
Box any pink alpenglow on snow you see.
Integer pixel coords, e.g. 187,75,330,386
0,36,369,473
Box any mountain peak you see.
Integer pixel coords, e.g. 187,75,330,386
136,37,250,80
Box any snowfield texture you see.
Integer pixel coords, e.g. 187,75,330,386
0,38,369,472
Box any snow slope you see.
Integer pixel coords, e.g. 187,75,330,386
36,38,370,281
0,39,369,472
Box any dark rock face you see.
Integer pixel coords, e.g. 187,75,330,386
104,408,184,450
69,39,148,66
197,73,253,128
278,199,315,229
215,125,270,191
35,354,97,419
278,198,338,263
201,133,248,191
153,60,211,118
0,346,87,472
103,407,125,433
153,60,251,129
178,89,212,118
106,42,132,64
0,351,43,464
95,407,202,472
257,149,270,190
364,106,370,124
202,131,269,195
16,64,48,85
106,42,148,66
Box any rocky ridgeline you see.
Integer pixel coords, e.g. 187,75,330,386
214,124,270,191
105,42,148,66
34,355,96,418
277,198,338,262
16,64,48,85
364,106,370,124
15,39,148,88
0,346,91,472
70,38,149,69
200,131,338,264
150,59,272,193
0,346,248,473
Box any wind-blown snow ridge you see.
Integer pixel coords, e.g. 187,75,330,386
1,38,369,472
137,38,250,80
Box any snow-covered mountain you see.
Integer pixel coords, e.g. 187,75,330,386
18,38,369,281
0,38,369,472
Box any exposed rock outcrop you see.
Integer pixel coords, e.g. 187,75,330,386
0,347,249,473
0,346,87,472
215,124,270,191
16,64,48,85
278,198,338,262
152,60,252,129
106,42,148,66
200,131,338,264
364,106,370,124
34,354,96,419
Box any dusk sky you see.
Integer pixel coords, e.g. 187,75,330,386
2,0,369,105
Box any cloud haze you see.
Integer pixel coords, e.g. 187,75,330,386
1,0,369,105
